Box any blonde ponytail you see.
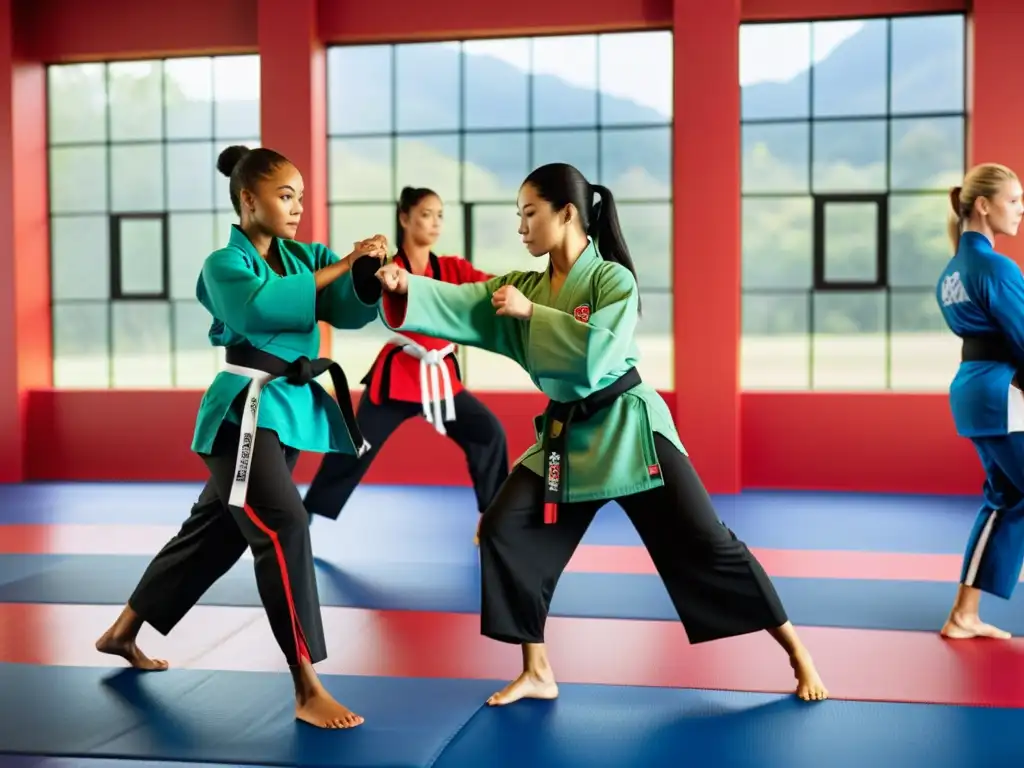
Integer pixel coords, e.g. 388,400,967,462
949,163,1019,254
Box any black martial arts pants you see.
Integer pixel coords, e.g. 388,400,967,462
304,388,510,521
128,422,326,666
478,434,788,646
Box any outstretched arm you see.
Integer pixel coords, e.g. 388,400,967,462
380,270,527,364
441,255,494,284
525,264,638,389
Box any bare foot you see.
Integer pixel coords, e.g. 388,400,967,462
941,612,1011,640
790,650,828,702
95,628,168,671
486,669,559,706
295,690,365,729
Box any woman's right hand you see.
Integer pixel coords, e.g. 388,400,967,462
375,261,408,294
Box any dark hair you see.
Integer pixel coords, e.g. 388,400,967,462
216,144,291,216
522,163,641,311
395,186,440,249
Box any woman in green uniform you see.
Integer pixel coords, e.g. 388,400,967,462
373,162,829,707
95,145,386,730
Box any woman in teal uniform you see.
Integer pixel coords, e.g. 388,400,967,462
95,145,385,730
374,162,829,706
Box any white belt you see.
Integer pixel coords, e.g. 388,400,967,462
222,362,370,508
390,333,456,435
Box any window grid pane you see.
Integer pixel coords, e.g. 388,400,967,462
46,55,261,389
327,33,675,391
739,14,967,392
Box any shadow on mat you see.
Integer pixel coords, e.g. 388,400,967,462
312,556,482,614
312,558,388,606
99,669,318,757
99,669,208,750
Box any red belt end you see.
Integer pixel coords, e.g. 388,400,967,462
543,502,558,524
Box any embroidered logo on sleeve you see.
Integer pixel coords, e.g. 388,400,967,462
941,271,971,307
573,304,591,323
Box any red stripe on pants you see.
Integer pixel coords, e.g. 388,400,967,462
242,503,311,664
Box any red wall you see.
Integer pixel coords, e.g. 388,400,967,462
2,0,1017,495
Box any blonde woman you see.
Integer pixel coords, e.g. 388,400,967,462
936,162,1024,640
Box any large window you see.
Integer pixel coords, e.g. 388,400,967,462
326,33,674,391
739,15,966,391
47,55,261,388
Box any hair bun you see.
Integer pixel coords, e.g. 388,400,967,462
217,145,250,177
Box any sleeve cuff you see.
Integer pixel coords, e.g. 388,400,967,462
382,292,408,328
350,255,384,305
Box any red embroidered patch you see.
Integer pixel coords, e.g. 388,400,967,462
573,305,591,323
648,464,660,476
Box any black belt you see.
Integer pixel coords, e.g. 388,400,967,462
961,334,1016,364
225,341,368,458
538,367,642,524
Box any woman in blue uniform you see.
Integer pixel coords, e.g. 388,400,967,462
936,162,1024,640
95,145,386,729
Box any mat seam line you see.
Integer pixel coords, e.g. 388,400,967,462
423,700,489,768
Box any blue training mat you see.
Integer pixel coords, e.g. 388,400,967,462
0,760,261,768
0,553,1005,634
431,683,1024,768
2,664,1023,768
0,482,983,553
0,664,495,768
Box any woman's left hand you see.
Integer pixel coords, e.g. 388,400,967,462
351,234,388,259
491,285,533,319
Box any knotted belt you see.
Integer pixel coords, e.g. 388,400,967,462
538,367,642,524
389,333,457,435
222,342,369,508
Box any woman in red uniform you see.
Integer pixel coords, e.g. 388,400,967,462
304,186,509,541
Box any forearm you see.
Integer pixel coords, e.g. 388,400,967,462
382,276,505,351
314,257,351,291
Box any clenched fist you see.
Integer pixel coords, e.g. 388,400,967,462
491,285,533,319
375,261,408,294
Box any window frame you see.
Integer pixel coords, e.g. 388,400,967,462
324,33,677,390
45,54,261,388
738,13,968,391
811,193,889,292
109,212,170,301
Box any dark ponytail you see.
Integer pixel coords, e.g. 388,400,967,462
395,185,439,250
587,183,640,310
522,163,641,312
